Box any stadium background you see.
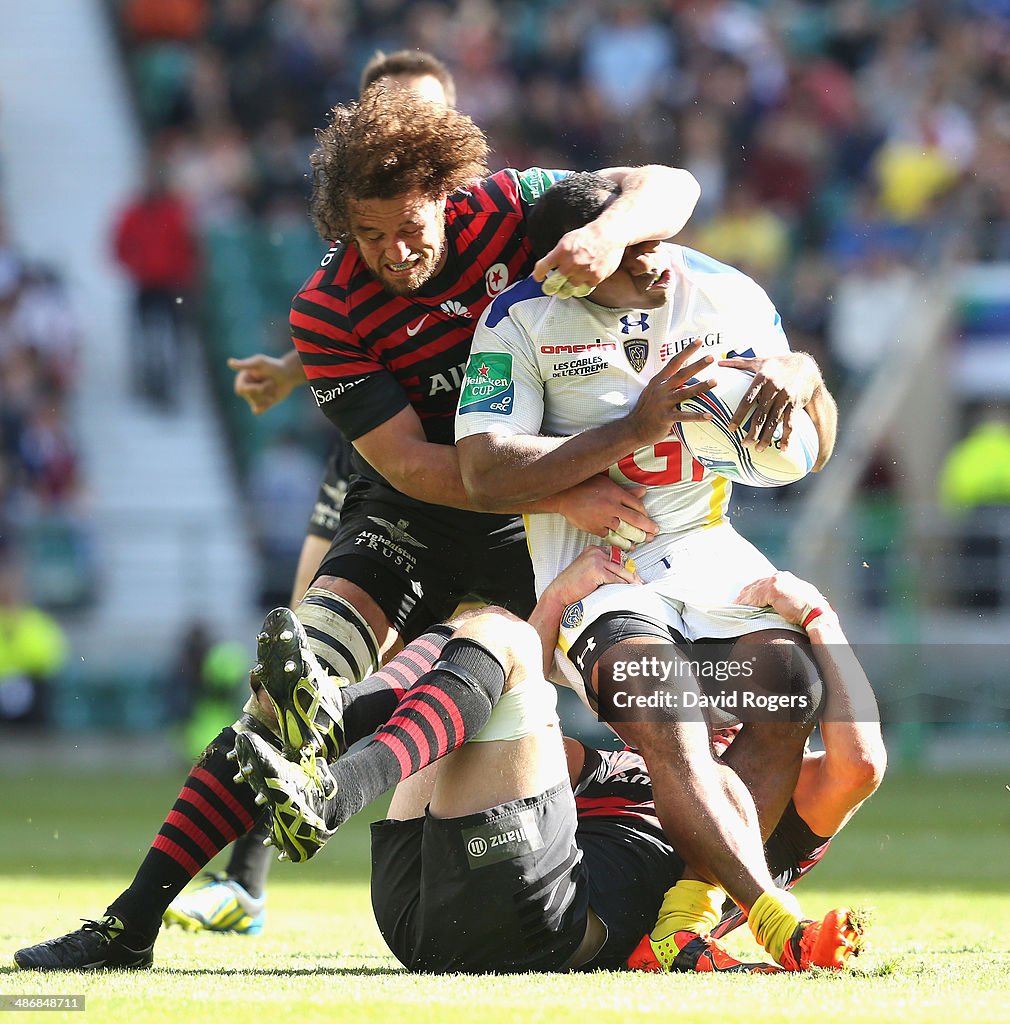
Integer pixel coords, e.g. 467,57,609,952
0,1,1008,1012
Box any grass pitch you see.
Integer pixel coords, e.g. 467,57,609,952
2,758,1009,1024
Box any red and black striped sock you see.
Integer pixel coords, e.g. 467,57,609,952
218,627,455,893
107,727,260,938
324,637,506,828
339,625,454,745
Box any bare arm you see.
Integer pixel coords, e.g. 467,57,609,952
532,166,701,289
458,339,715,508
357,405,657,539
735,573,886,838
803,381,838,472
355,406,475,510
528,547,640,676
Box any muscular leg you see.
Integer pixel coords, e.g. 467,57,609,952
428,613,567,818
719,630,821,838
595,632,824,968
601,637,777,911
64,629,456,946
384,614,563,821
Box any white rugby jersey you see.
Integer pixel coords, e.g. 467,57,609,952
455,245,791,596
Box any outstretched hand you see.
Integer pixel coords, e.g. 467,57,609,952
627,339,716,446
227,353,306,415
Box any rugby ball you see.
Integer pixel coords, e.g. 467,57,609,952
674,364,818,487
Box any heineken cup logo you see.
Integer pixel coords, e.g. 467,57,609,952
458,352,515,415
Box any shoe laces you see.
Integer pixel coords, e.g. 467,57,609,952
298,752,337,801
80,916,124,940
45,917,124,964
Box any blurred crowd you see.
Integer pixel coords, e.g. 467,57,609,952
116,0,1010,392
0,215,78,724
0,214,84,554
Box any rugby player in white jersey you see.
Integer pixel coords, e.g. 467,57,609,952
454,172,860,972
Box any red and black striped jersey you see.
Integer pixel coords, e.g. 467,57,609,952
574,746,667,846
290,168,566,468
575,744,833,881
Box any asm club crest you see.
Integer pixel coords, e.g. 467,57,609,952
623,338,649,373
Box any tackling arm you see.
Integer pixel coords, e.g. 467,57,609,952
527,547,640,677
533,166,701,288
458,338,716,508
734,573,886,839
357,405,658,538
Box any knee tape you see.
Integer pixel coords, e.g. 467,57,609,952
469,678,559,743
296,587,381,683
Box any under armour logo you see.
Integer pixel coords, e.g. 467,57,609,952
620,313,650,334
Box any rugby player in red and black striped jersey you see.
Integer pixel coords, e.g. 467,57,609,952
170,49,465,937
173,56,699,934
241,84,701,733
277,84,697,678
8,85,704,970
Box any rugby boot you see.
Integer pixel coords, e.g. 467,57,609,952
163,873,265,934
628,931,784,974
14,916,154,971
252,607,347,761
233,731,337,863
778,907,865,971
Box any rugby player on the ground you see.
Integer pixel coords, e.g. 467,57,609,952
454,172,850,970
233,556,882,974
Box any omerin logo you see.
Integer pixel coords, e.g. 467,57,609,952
458,352,514,415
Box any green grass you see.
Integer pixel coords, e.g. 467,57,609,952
2,765,1009,1023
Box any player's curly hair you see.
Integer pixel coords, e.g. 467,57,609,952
309,84,490,241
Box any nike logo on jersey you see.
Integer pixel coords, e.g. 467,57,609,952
406,315,430,336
